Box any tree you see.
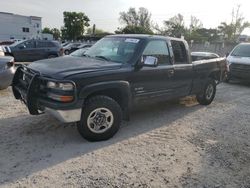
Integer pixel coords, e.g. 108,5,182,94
61,11,90,40
219,5,250,42
160,14,187,38
42,27,61,40
118,7,153,34
190,16,203,31
115,25,153,34
42,27,52,34
51,28,61,40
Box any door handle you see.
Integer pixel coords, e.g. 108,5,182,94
168,70,174,77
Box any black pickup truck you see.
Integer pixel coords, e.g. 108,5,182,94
12,35,226,141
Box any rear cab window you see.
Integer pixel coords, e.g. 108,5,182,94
143,40,171,65
171,40,188,64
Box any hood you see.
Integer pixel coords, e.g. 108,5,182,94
28,56,122,79
227,55,250,65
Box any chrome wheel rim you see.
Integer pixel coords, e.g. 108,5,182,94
205,84,214,100
87,108,114,134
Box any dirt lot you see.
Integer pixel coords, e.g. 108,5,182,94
0,82,250,188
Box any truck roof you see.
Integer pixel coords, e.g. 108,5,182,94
106,34,185,42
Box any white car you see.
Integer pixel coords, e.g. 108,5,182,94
0,46,5,56
226,43,250,82
0,56,15,90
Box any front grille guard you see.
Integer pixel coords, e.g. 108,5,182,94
12,65,41,115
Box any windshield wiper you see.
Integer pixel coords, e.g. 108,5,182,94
95,56,111,61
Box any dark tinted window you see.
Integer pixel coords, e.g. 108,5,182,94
23,41,35,49
143,40,170,65
231,44,250,57
171,40,188,64
37,41,56,48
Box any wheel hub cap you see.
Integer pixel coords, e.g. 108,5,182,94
87,108,114,134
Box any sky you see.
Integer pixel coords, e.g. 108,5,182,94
1,0,250,34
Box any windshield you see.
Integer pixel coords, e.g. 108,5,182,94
9,40,26,47
231,44,250,57
70,48,89,57
85,37,140,63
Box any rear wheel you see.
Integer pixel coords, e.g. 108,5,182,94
64,50,70,55
196,79,216,105
77,95,122,142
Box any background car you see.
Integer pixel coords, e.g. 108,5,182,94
70,47,90,57
191,52,220,61
0,46,4,56
63,42,82,55
226,43,250,82
0,56,15,90
4,39,63,62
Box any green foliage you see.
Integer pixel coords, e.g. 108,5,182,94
118,7,153,34
115,25,153,34
156,14,187,38
50,28,61,40
42,27,61,40
218,5,250,42
42,27,52,34
61,11,90,40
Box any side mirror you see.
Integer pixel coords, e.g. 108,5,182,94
226,52,229,57
143,56,158,67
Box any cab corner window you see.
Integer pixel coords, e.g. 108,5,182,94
143,40,170,65
171,40,188,64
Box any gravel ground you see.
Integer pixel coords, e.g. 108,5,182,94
0,82,250,188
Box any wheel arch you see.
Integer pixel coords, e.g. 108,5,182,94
79,81,132,120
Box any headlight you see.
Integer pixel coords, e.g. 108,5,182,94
47,81,74,91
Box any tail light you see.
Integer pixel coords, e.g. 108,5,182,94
60,48,64,56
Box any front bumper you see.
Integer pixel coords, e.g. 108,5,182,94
229,63,250,80
45,108,82,123
12,65,81,119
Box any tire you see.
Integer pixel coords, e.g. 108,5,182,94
64,50,70,55
196,79,216,105
77,95,122,142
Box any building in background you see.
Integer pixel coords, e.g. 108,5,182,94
0,12,42,41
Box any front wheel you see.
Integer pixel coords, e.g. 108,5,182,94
77,95,122,142
196,79,216,105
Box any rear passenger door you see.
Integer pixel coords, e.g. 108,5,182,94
170,40,193,96
35,41,48,61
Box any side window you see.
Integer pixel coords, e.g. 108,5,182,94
23,41,34,49
171,40,188,64
36,41,46,48
143,40,170,65
47,42,56,47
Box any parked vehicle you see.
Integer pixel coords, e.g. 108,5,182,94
0,56,15,90
4,39,63,62
191,52,220,61
63,43,82,55
70,47,90,57
12,34,226,141
0,46,4,56
0,40,15,46
226,43,250,82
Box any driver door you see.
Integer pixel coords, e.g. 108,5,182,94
132,40,175,103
